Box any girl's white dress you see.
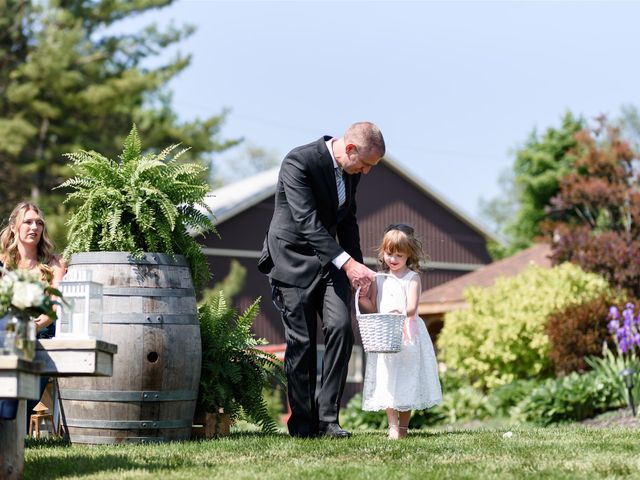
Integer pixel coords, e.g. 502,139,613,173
362,270,443,411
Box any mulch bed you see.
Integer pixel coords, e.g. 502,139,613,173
580,408,640,428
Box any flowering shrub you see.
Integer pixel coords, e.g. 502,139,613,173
607,303,640,356
0,268,61,320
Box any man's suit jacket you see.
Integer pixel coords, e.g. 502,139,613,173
258,136,364,288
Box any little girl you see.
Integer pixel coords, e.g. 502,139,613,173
358,223,442,439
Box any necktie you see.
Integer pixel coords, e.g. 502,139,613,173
335,167,346,207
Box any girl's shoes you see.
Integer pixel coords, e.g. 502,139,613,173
388,425,408,440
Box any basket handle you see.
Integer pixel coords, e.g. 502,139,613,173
355,272,407,317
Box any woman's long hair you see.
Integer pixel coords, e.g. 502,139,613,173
0,202,55,282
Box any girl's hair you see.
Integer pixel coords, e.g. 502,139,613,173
376,223,426,272
0,202,55,282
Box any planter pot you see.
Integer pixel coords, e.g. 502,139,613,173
192,409,232,438
57,252,201,444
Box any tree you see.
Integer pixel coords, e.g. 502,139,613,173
213,144,280,187
0,0,239,245
543,118,640,297
480,112,584,258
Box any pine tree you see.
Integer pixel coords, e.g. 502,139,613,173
0,0,239,245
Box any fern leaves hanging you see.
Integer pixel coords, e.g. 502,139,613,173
57,125,216,288
198,292,285,434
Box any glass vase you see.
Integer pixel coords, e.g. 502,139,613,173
2,312,36,360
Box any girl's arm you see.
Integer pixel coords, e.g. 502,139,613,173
34,256,67,331
405,274,421,319
358,280,378,313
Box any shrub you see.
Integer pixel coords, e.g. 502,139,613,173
434,386,492,424
341,393,387,430
198,292,285,433
514,370,623,425
438,263,610,389
485,379,540,418
547,293,619,375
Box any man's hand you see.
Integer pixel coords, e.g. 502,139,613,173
342,258,375,293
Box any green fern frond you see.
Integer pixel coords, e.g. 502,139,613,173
168,146,191,163
120,124,142,167
154,143,182,164
131,158,167,185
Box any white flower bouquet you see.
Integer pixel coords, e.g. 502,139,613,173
0,267,63,360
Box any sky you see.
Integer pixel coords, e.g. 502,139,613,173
123,0,640,226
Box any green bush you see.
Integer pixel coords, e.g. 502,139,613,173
341,393,387,430
485,378,540,418
514,370,623,425
438,263,610,389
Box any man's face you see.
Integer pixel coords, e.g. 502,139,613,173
341,144,382,175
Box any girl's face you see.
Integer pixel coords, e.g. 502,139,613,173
384,249,408,274
15,209,44,247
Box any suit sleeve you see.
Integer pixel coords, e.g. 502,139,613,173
280,155,344,267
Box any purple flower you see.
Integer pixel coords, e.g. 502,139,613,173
619,337,630,354
609,306,620,319
609,319,620,333
607,304,640,356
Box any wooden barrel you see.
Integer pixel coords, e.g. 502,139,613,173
57,252,201,444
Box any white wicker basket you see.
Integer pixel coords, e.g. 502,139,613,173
355,273,406,353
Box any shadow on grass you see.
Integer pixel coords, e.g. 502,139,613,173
24,452,174,479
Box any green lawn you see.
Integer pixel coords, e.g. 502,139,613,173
25,426,640,479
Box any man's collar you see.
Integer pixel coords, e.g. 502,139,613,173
325,138,340,169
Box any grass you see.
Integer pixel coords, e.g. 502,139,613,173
25,425,640,479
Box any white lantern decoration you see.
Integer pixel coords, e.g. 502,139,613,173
55,270,103,339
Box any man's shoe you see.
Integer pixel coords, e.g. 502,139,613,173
318,422,352,438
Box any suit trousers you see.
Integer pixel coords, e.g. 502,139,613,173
273,268,354,437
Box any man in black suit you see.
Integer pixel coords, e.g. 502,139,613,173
258,121,385,438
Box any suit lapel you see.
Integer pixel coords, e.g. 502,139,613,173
318,137,339,211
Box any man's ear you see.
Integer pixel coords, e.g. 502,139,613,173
345,143,357,154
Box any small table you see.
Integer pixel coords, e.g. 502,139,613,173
0,339,117,480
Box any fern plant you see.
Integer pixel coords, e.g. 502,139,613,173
198,292,285,434
56,125,216,288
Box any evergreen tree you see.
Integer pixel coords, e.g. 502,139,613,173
0,0,239,245
481,112,584,258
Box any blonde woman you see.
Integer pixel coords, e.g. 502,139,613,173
0,202,66,421
0,201,66,337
